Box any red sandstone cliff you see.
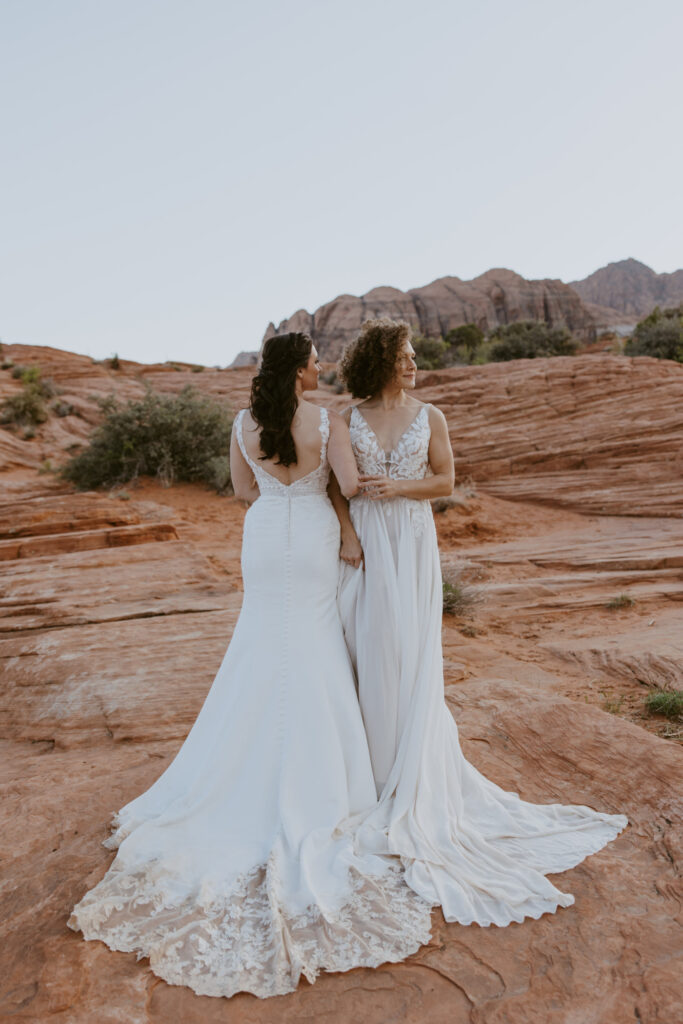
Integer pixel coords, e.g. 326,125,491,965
263,268,599,360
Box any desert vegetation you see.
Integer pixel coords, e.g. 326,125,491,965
645,688,683,720
625,304,683,363
62,387,233,491
412,319,578,370
0,366,56,432
606,593,635,610
441,562,480,617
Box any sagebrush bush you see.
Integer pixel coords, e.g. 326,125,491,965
62,387,233,491
488,320,578,361
606,593,635,610
0,367,53,427
51,399,75,417
645,689,683,719
625,305,683,362
442,563,479,616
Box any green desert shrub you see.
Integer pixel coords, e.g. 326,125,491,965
444,323,485,363
411,321,576,370
0,367,54,427
413,335,449,370
645,689,683,719
624,305,683,362
51,399,75,417
605,593,635,610
62,386,233,491
488,320,578,362
442,564,479,617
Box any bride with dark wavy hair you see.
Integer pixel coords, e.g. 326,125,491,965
68,331,432,999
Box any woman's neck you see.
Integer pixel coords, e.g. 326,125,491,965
373,385,408,410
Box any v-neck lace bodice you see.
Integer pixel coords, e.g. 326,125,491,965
235,408,331,498
349,405,431,480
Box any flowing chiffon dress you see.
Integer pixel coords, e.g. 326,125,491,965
338,403,629,927
69,408,432,999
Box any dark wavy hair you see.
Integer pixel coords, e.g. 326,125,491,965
249,332,313,466
339,318,411,399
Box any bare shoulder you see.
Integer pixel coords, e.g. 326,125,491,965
336,403,358,425
241,408,258,432
426,403,448,429
328,408,351,432
407,396,441,420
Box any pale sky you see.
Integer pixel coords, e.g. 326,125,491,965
1,0,681,366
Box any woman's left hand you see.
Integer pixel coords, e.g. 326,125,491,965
358,475,401,500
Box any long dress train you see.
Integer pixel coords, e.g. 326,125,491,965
338,404,629,927
68,408,432,998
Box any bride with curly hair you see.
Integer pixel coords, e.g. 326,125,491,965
333,316,628,927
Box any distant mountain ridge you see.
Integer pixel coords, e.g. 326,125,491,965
261,268,597,362
570,258,683,319
238,259,682,365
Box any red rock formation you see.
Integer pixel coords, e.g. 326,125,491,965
263,269,598,360
415,353,683,517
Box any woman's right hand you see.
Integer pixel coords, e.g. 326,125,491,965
340,529,364,570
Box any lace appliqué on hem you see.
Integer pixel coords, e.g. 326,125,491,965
68,851,433,999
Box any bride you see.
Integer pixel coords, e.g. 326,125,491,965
334,317,629,927
68,332,432,999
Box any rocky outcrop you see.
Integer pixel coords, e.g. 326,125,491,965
2,486,682,1023
0,345,256,475
264,269,599,360
229,350,259,368
571,258,683,319
415,353,683,516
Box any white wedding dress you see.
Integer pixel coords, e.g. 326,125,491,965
68,408,432,999
338,404,629,926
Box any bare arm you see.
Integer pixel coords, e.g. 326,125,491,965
328,472,363,568
230,425,260,505
358,405,455,501
327,411,359,499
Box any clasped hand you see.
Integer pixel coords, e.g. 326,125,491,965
358,474,400,500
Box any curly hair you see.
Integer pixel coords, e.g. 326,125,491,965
339,318,412,399
249,332,312,466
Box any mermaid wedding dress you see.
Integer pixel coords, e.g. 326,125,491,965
338,404,629,927
68,407,432,998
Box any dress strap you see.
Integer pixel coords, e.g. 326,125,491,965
235,409,258,471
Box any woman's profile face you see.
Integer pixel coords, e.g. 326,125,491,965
299,345,321,392
393,338,417,390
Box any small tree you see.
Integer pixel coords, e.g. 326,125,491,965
444,323,484,363
625,305,683,362
488,320,578,361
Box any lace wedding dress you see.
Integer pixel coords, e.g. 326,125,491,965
338,404,629,927
69,408,432,999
